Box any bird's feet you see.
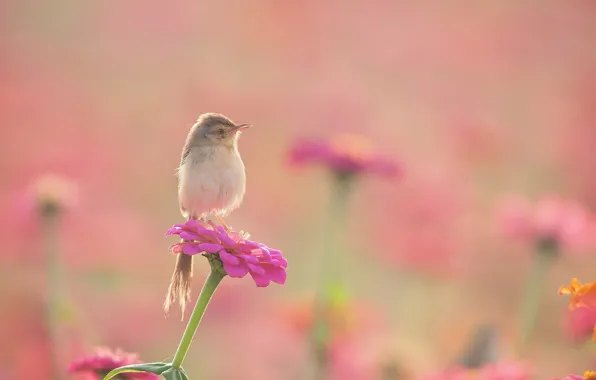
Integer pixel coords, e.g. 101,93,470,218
215,214,230,231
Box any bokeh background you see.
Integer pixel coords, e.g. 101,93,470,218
2,1,596,379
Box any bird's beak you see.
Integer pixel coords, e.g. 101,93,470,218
232,123,251,132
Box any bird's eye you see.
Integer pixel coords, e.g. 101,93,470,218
217,129,225,136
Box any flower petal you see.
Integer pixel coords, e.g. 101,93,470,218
182,244,203,255
198,243,224,253
265,266,287,285
185,219,202,229
273,256,288,268
219,233,237,247
247,263,266,276
180,231,199,240
571,278,582,291
219,250,240,265
560,286,572,295
197,229,220,242
169,243,185,254
240,254,259,264
223,262,249,278
165,227,182,236
250,272,271,287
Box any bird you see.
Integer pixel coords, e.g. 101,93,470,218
164,112,249,316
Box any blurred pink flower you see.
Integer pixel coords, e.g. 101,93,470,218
288,133,401,178
29,174,78,216
564,305,596,343
67,347,157,379
423,362,531,380
166,220,287,287
422,368,468,380
554,371,596,380
559,278,596,343
498,195,595,252
479,361,532,380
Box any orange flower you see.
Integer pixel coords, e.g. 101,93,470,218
584,371,596,380
560,279,596,342
559,278,596,309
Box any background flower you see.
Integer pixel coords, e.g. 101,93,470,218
68,347,158,379
498,196,595,252
288,134,401,179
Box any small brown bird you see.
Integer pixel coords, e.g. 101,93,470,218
165,113,249,316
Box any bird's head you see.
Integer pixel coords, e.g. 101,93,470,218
191,113,250,148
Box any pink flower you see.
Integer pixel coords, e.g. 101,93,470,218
564,305,596,343
288,133,401,178
498,195,595,252
28,173,78,217
422,362,532,380
67,347,158,379
166,220,287,287
479,361,532,380
554,372,596,380
421,367,468,380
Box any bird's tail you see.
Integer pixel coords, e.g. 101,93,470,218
164,250,193,319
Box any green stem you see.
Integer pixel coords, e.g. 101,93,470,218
171,266,225,369
43,212,63,380
516,247,555,355
312,173,354,380
321,173,353,294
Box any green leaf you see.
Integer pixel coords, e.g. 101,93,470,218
103,362,171,379
162,367,189,380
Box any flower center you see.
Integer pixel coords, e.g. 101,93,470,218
330,133,373,162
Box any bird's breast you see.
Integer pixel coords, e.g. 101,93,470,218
177,146,246,218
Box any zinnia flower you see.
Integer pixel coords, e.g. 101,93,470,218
288,133,401,178
422,368,468,380
559,278,596,341
479,361,532,380
498,195,594,252
565,306,596,342
166,220,287,287
29,173,77,217
559,278,596,309
554,371,596,380
423,362,531,380
67,347,157,379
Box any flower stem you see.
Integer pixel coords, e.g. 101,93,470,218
42,211,64,380
171,266,225,369
516,245,556,356
311,173,354,380
321,173,353,294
